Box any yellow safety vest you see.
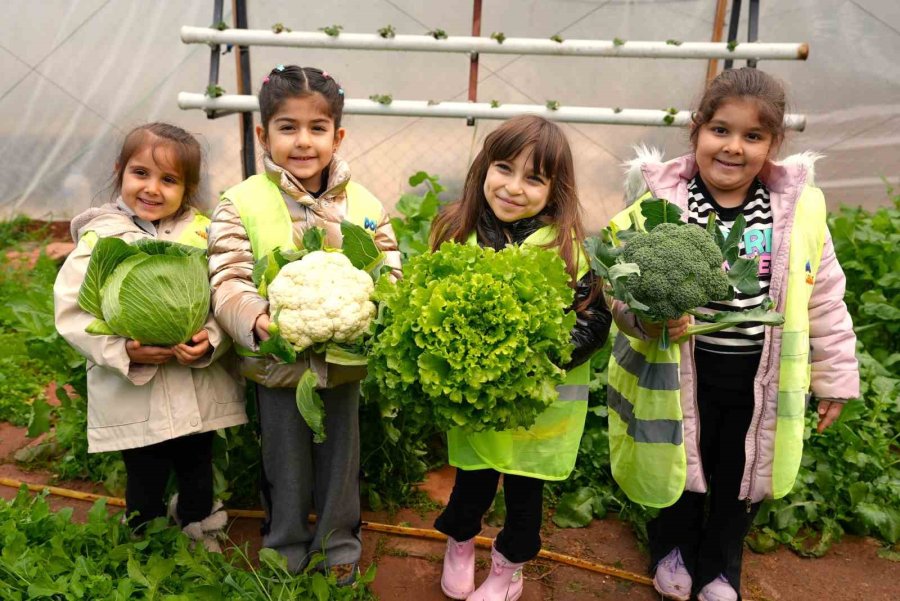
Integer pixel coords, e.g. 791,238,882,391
223,173,383,261
81,212,210,251
447,227,592,481
607,189,827,507
222,173,384,357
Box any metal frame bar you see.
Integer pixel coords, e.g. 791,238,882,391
724,0,743,70
206,0,224,119
466,0,482,126
747,0,760,68
233,0,255,179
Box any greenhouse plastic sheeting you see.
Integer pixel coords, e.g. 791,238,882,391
1,0,898,231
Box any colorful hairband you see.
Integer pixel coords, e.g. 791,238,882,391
274,64,285,72
322,71,330,78
338,88,344,96
262,76,270,84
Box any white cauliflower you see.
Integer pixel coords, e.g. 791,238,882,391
267,251,376,351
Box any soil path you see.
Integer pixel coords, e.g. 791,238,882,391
1,424,898,601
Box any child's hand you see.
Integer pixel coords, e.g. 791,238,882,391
816,399,844,433
255,313,272,342
125,340,174,365
639,315,690,341
172,330,211,365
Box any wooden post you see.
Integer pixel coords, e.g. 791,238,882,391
467,0,482,126
706,0,729,83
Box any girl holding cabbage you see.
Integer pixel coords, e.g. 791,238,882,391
54,123,246,552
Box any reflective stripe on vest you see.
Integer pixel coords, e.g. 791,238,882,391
223,174,383,357
223,174,384,262
606,187,827,506
447,227,591,481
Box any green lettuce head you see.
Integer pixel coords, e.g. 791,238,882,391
78,237,210,346
368,242,575,433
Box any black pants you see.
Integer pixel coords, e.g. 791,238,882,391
121,431,214,528
648,352,762,599
434,468,544,564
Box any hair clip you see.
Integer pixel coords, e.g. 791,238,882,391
338,88,345,96
322,71,330,79
275,64,285,72
262,76,270,84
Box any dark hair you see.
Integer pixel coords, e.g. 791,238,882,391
258,65,344,131
690,67,787,149
431,115,601,305
113,122,202,211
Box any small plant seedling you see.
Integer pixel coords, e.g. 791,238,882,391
428,28,448,40
378,25,396,38
727,39,739,51
205,84,225,98
426,99,440,106
663,107,679,124
613,107,623,113
271,22,291,34
212,21,227,31
491,31,506,44
550,34,564,43
546,100,560,111
613,37,626,47
369,94,393,105
320,24,343,37
666,39,683,46
490,100,501,108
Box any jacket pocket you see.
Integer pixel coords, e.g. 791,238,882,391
86,367,151,428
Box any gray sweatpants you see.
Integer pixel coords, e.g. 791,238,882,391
257,382,361,572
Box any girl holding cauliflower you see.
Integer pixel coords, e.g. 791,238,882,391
609,69,859,601
54,123,246,551
429,115,611,601
207,65,400,583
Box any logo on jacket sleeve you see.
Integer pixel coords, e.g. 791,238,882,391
363,217,377,232
805,260,814,285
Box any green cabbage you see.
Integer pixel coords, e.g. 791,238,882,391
78,237,210,346
367,242,575,433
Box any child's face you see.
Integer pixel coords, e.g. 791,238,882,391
695,97,775,204
483,146,551,223
257,94,345,192
119,143,185,222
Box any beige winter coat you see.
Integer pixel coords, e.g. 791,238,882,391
54,202,246,453
208,155,401,389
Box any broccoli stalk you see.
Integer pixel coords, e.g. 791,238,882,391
587,198,784,349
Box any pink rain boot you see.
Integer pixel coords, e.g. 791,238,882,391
466,543,524,601
441,536,475,599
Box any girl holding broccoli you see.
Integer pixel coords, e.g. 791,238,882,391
207,65,400,583
608,68,859,601
54,123,246,551
430,115,611,600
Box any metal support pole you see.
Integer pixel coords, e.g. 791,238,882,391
233,0,255,178
724,0,743,70
206,0,224,119
747,0,760,68
467,0,482,126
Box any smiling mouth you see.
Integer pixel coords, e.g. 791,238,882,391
137,198,162,207
291,156,316,162
497,195,523,207
715,158,743,168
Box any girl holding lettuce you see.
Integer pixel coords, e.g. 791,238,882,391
429,115,611,601
54,123,246,551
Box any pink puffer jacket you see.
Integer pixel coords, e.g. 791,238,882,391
612,150,859,502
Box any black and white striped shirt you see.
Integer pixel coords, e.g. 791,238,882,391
687,176,773,354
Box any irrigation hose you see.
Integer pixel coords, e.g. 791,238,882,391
0,476,652,587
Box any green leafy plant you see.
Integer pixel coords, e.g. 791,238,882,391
490,99,501,108
662,107,679,125
428,28,447,40
390,171,447,261
369,93,393,105
205,84,225,98
212,20,227,31
368,242,575,433
613,107,622,114
546,100,560,111
320,24,343,37
666,39,683,46
727,39,739,51
271,22,291,33
490,31,506,44
550,34,564,43
613,37,626,47
378,24,396,38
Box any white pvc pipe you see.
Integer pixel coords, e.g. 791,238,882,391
177,93,807,131
180,27,809,61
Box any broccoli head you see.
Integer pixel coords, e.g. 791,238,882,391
620,222,731,322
